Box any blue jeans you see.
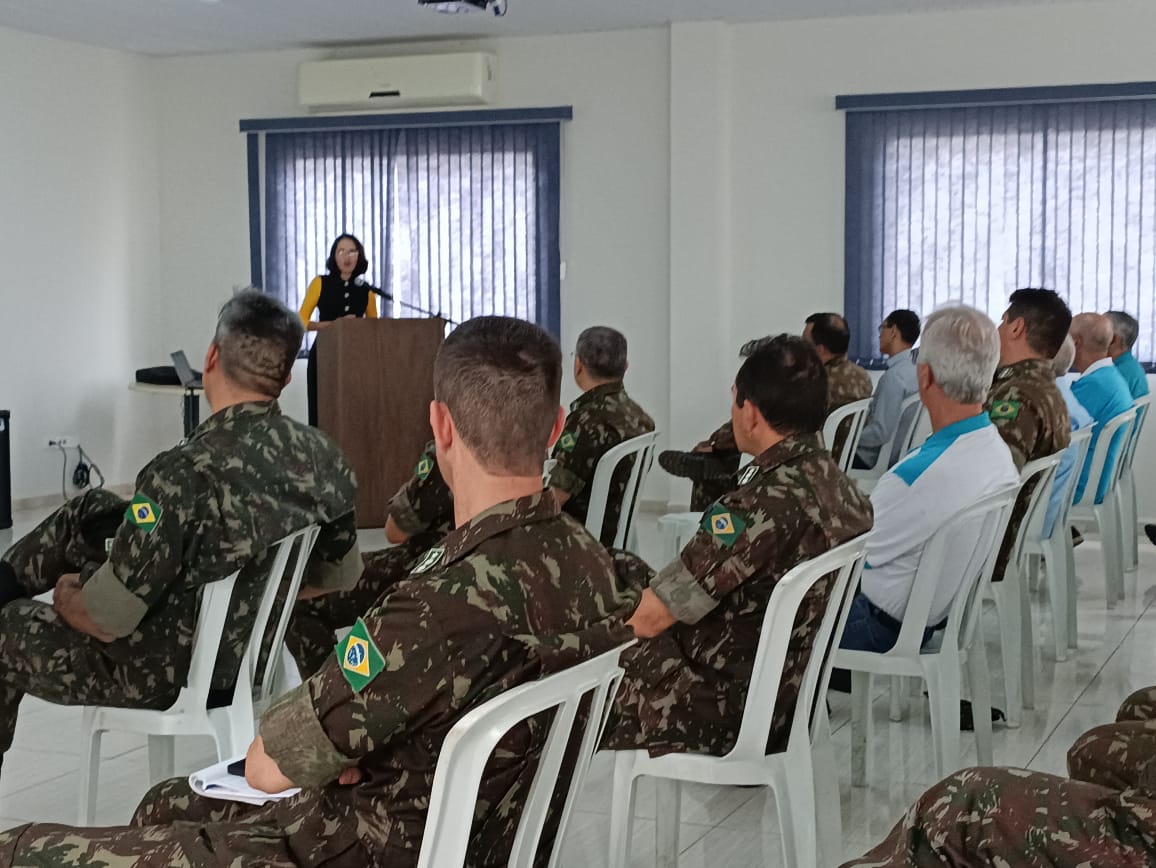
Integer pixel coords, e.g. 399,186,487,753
829,594,942,692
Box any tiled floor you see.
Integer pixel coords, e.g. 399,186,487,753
1,504,1153,866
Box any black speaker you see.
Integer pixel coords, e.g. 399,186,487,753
0,411,9,530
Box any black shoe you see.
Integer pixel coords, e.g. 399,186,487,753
657,450,734,483
959,699,1007,732
1071,526,1085,548
1145,524,1156,546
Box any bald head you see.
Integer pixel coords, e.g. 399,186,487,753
1069,312,1115,372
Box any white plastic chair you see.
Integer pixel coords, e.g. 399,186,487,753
606,537,868,868
1023,427,1093,661
416,642,632,868
78,524,321,824
821,398,873,472
583,431,659,550
985,453,1061,728
1070,407,1137,608
849,392,924,493
1118,396,1150,572
835,486,1017,784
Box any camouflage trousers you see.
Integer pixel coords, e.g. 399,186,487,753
0,778,370,867
843,767,1156,867
0,491,179,760
286,546,414,677
1068,685,1156,792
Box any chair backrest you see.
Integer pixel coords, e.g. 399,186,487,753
908,402,933,451
179,573,243,710
583,431,659,549
416,642,633,868
1009,452,1063,566
888,486,1018,658
821,398,873,472
1118,395,1151,474
1046,426,1093,541
1075,407,1136,508
725,537,868,759
887,393,927,468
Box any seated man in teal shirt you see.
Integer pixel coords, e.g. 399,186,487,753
1106,310,1150,400
1070,313,1135,504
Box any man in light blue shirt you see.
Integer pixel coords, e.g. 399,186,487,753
1070,313,1134,504
1106,310,1150,400
1044,335,1094,537
854,309,921,469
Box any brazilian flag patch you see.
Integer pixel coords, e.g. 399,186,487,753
701,503,747,547
415,455,434,480
125,495,162,533
336,618,386,693
990,400,1022,421
558,432,578,453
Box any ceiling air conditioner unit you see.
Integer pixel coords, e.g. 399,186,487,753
298,53,495,111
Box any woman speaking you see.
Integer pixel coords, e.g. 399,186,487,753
299,234,379,425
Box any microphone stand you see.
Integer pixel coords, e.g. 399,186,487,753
366,285,456,325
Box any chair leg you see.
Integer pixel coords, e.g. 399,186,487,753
77,722,103,825
850,671,872,787
966,639,994,766
888,675,905,722
1042,541,1069,661
769,749,817,868
1065,529,1079,648
925,664,961,780
993,582,1022,729
812,707,843,868
607,753,639,868
654,778,681,868
1098,500,1124,607
1017,564,1035,712
147,735,175,785
1121,475,1138,572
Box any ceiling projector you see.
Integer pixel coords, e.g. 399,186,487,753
419,0,507,15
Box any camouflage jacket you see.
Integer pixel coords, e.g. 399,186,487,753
387,440,455,554
987,359,1071,579
78,401,359,691
611,433,873,757
257,492,636,866
826,356,874,411
546,381,655,546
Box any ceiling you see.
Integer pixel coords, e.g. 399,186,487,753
0,0,1101,56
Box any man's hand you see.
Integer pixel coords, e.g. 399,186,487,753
338,767,362,786
626,588,677,639
53,574,117,643
245,735,296,794
297,586,329,601
384,515,411,546
549,486,572,508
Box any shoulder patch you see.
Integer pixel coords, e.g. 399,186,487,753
335,618,385,692
411,545,445,574
700,503,748,547
558,431,578,453
737,464,759,486
414,455,434,481
125,494,162,533
990,400,1022,421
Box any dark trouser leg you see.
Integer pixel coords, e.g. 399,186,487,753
306,342,319,427
842,768,1156,867
132,777,263,826
0,601,180,757
286,547,413,677
2,489,126,596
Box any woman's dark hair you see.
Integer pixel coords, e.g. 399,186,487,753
735,334,828,435
325,234,369,279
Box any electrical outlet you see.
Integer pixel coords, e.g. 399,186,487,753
47,436,77,448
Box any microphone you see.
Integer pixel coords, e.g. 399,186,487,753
355,276,393,302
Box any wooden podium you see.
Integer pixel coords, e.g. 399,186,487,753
316,318,446,528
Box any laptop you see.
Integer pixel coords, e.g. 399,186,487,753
170,351,203,389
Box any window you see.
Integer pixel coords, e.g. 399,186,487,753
244,110,566,340
844,95,1156,366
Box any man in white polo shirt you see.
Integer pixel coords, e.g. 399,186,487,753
834,305,1018,667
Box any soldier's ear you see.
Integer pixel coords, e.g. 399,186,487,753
430,400,454,454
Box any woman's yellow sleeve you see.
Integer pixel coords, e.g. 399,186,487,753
299,276,323,326
366,291,379,319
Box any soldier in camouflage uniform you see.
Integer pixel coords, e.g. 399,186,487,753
1068,684,1156,792
0,292,359,781
546,326,655,545
287,439,453,675
606,334,873,757
986,289,1072,581
842,766,1156,867
0,316,638,868
805,312,875,463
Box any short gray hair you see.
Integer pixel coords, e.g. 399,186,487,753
1106,310,1140,350
1052,334,1076,378
918,305,1000,404
739,335,775,358
575,326,628,380
214,290,304,398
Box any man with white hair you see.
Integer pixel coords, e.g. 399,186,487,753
1069,312,1134,505
1106,310,1150,400
834,306,1018,661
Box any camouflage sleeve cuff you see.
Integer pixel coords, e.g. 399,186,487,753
546,462,585,496
387,488,428,536
303,542,363,593
260,683,354,787
650,559,719,625
80,561,149,639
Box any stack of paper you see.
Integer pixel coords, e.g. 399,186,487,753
189,757,301,807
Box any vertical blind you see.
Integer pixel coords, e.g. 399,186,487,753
262,122,561,338
845,100,1156,365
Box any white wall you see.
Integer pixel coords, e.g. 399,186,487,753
0,27,163,502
